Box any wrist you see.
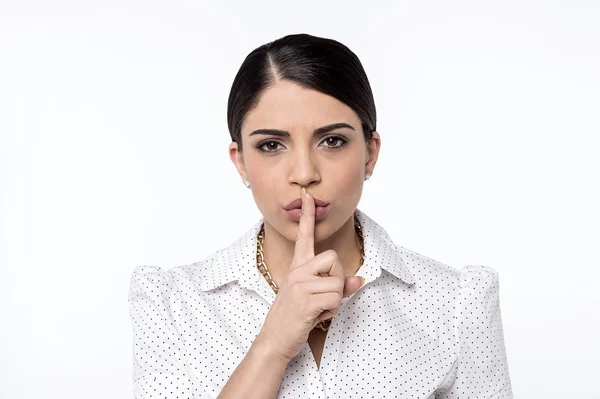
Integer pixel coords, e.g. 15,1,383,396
252,333,292,366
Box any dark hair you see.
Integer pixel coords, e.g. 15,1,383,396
227,33,376,152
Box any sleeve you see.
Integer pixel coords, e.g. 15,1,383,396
129,265,210,399
437,265,513,399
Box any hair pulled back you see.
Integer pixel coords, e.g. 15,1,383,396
227,33,376,151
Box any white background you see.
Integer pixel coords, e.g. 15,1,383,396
1,1,598,398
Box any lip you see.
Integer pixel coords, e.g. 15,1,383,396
284,204,330,222
284,197,329,210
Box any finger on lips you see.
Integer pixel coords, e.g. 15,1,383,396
291,187,315,268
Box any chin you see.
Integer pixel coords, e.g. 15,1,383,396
303,215,339,243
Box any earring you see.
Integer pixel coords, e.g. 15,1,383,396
244,179,250,187
364,173,371,181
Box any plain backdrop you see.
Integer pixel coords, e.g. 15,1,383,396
1,1,598,398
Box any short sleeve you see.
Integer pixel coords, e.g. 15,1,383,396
437,265,513,399
129,266,209,399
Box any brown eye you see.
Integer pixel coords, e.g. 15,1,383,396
266,142,279,151
321,136,348,150
256,141,284,153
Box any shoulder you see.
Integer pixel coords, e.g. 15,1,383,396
396,244,460,284
129,265,175,296
128,265,181,307
129,219,262,294
457,264,501,287
455,264,502,307
128,251,221,297
396,244,501,290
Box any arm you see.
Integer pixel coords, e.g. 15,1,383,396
437,265,513,399
129,266,210,399
216,334,290,399
129,266,291,399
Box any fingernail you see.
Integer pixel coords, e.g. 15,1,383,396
302,187,306,197
359,276,366,286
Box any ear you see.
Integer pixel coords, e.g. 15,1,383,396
229,141,248,185
365,131,381,175
229,141,248,183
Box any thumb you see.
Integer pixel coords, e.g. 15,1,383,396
343,276,366,298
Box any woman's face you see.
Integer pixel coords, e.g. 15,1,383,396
230,80,380,243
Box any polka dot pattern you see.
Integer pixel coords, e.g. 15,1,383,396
129,208,513,398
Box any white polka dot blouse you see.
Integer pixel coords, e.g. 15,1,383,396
129,208,513,398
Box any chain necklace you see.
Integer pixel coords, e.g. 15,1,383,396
256,214,365,331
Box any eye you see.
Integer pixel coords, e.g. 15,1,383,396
321,136,348,150
255,135,349,154
256,141,285,153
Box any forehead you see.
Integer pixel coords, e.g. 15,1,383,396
242,81,360,135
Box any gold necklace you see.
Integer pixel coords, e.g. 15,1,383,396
256,214,365,331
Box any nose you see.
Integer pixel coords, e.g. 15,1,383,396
288,147,321,188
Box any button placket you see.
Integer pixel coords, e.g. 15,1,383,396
303,342,327,399
319,306,345,398
301,301,348,398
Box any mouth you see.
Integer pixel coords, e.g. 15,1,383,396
283,204,330,222
283,197,329,210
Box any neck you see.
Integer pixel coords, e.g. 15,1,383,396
261,212,362,287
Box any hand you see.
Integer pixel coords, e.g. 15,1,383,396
257,187,365,362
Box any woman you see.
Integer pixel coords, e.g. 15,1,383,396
129,33,513,398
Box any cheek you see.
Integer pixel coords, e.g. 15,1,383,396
251,165,278,189
325,165,363,202
245,152,276,181
246,160,280,205
329,160,363,183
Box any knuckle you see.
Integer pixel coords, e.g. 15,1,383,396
333,291,343,303
308,299,321,313
309,302,321,313
288,280,300,293
289,280,305,296
322,293,342,310
323,249,338,261
292,263,309,278
289,264,306,279
287,267,299,280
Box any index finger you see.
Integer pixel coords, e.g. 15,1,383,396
291,187,315,268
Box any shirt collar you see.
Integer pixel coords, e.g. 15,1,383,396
195,208,415,295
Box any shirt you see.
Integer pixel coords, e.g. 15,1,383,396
128,208,513,398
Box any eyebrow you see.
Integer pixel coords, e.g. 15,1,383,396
249,122,356,138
